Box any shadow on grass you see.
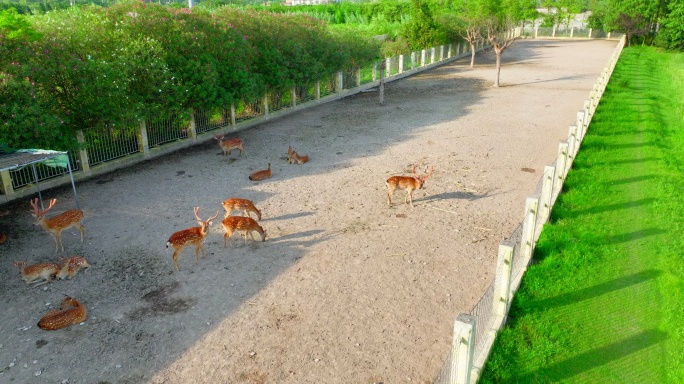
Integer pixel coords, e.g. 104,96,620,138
603,228,666,244
605,175,658,186
511,329,667,382
526,270,661,310
566,198,655,218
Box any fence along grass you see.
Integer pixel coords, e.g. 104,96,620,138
0,41,479,201
432,35,627,384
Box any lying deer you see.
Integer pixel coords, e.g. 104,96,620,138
12,260,61,286
288,146,309,164
56,256,91,280
222,216,266,245
166,207,219,271
38,296,87,330
249,163,272,181
222,198,262,220
386,165,434,207
213,134,245,157
30,198,85,252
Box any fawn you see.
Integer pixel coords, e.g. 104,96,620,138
56,256,91,280
38,296,87,330
12,260,61,286
30,198,85,252
287,146,309,164
213,134,245,157
222,216,266,245
166,207,219,271
386,165,434,207
222,198,262,220
249,163,272,181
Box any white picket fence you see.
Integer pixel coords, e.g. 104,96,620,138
433,34,627,384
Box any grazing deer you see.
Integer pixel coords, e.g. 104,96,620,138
166,207,219,271
386,165,434,207
249,163,272,181
222,216,266,246
222,198,262,220
213,134,245,157
12,260,61,286
56,256,91,280
30,198,85,252
287,146,309,164
38,296,87,330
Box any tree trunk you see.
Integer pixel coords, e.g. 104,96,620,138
470,43,476,68
494,49,502,87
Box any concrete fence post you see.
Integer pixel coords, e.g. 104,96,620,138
520,197,539,266
336,71,344,92
262,95,270,116
576,111,586,143
552,26,556,37
431,47,436,64
399,55,404,74
448,44,453,59
570,27,574,38
230,104,236,127
315,81,321,100
76,130,92,174
589,28,593,38
536,165,556,238
534,27,538,38
567,125,578,166
449,313,476,384
421,49,426,67
0,169,13,197
188,112,197,140
552,142,570,203
583,99,592,127
355,68,361,87
386,57,392,76
494,241,515,321
411,52,416,70
440,45,445,61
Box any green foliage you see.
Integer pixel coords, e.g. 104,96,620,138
655,0,684,50
400,0,445,50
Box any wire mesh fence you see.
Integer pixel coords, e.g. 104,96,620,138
10,151,80,190
389,56,400,76
83,122,141,167
360,63,375,85
235,97,265,124
469,279,496,354
269,89,293,113
194,107,230,134
320,74,337,97
342,69,358,90
295,83,317,104
146,112,191,148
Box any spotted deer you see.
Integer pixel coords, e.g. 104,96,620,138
287,146,309,164
166,208,219,271
222,216,266,246
249,163,272,181
386,166,434,207
213,134,245,157
222,198,262,220
56,256,91,280
38,296,87,330
30,198,85,252
12,260,61,286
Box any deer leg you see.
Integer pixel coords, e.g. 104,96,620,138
194,244,201,264
76,223,86,242
387,186,395,206
408,190,415,207
50,232,62,253
172,248,183,271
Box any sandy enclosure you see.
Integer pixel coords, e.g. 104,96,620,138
0,39,617,384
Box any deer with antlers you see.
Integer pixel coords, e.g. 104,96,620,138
30,198,85,252
386,165,434,207
213,134,245,157
166,207,219,271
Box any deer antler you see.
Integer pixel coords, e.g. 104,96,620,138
30,198,57,217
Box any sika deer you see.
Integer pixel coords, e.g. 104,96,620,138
213,134,245,157
30,198,85,252
38,296,87,330
12,260,61,286
249,163,272,181
386,166,434,207
287,146,309,164
56,256,91,280
222,216,266,246
222,198,262,220
166,207,219,271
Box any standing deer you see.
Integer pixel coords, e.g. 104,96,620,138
222,216,266,246
30,198,85,252
386,166,434,207
166,207,219,271
222,198,262,220
213,134,245,157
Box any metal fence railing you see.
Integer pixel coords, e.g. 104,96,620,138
9,151,80,190
84,123,140,167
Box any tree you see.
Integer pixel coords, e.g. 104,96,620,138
486,17,516,87
614,12,649,46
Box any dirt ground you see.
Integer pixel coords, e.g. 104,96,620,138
0,39,617,384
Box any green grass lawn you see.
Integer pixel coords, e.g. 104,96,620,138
479,46,684,383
